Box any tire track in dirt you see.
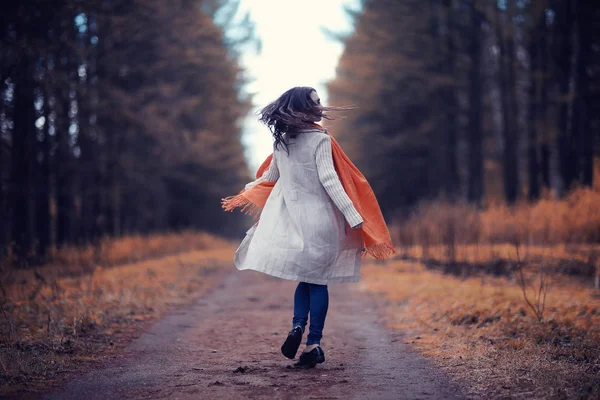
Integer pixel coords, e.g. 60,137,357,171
43,269,463,400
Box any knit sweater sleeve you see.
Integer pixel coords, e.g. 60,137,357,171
315,134,363,228
244,153,279,191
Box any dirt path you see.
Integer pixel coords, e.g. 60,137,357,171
43,269,463,400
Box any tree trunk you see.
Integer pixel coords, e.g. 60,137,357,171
427,0,445,200
575,0,595,187
467,1,483,205
528,21,541,200
539,20,552,190
109,136,122,237
496,2,519,204
55,12,77,247
96,16,121,238
55,80,72,247
0,80,8,255
556,0,576,194
444,0,459,201
36,74,52,258
10,61,37,262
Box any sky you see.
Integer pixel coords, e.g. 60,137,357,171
231,0,361,172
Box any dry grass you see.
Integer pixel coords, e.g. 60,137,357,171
391,185,600,281
369,173,600,397
391,243,599,281
394,243,596,265
394,186,600,246
3,230,230,272
0,231,236,396
361,259,600,399
384,185,600,398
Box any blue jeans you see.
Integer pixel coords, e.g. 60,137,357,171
292,282,329,345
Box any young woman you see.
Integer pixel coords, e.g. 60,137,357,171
222,86,394,369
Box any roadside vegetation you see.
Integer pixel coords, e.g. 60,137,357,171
0,231,235,396
363,185,600,399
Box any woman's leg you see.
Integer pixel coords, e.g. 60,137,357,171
292,282,310,333
306,283,329,345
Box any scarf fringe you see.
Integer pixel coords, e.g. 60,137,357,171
364,242,396,260
221,193,262,218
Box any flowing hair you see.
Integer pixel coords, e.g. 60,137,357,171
258,86,353,153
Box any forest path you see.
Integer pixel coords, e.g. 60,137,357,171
43,268,463,400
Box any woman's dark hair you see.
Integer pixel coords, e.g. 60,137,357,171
258,86,351,153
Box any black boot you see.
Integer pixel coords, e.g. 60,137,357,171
281,326,303,359
293,346,325,369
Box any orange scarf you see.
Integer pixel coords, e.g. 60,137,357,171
222,127,396,259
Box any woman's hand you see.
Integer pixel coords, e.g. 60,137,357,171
351,222,363,230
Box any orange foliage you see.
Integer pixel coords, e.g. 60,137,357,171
395,186,600,247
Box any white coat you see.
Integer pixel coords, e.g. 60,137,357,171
234,128,365,285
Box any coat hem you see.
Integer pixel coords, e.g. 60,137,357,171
234,262,360,285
